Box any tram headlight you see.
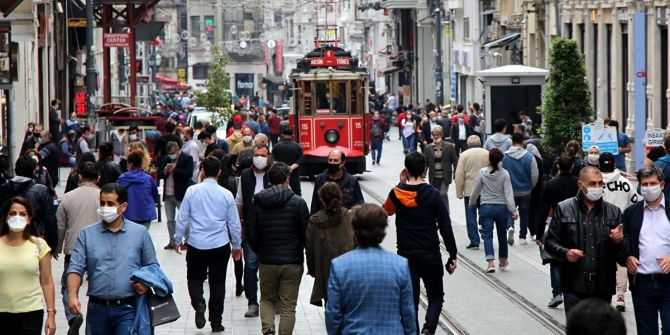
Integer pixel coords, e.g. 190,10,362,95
325,129,340,145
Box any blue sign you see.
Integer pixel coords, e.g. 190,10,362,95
450,65,457,102
582,124,619,155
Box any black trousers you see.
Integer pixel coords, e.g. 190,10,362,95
186,243,231,326
564,292,612,318
398,249,444,334
0,310,43,335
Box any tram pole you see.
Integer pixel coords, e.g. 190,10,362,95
85,0,96,124
433,0,444,105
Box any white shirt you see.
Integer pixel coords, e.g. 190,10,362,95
181,139,200,180
458,123,466,140
638,196,670,274
235,170,266,207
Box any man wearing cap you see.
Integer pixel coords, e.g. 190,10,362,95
600,152,638,312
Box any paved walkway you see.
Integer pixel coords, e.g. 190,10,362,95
51,175,329,335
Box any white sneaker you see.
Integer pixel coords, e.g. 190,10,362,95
507,227,515,246
520,238,528,245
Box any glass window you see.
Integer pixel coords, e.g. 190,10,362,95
350,80,361,115
190,16,201,40
315,82,330,113
331,81,347,114
299,81,313,116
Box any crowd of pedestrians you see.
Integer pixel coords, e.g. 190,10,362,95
1,89,669,335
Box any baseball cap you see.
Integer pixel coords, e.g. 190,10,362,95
599,152,615,173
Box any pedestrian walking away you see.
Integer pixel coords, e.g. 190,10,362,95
247,162,310,335
455,135,489,249
271,128,304,196
117,150,159,229
325,204,416,335
174,156,243,333
383,152,458,335
158,141,194,249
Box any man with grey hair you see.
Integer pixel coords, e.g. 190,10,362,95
423,124,458,212
622,164,670,334
455,135,489,249
158,140,194,249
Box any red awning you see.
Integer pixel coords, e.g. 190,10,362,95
155,74,178,84
388,50,404,59
379,66,401,76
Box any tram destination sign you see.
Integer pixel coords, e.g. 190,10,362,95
309,49,350,67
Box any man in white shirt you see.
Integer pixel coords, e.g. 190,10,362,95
623,165,670,334
181,126,200,181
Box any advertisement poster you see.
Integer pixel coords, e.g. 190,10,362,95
235,73,254,98
0,22,11,87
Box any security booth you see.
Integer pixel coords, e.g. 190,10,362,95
475,65,548,134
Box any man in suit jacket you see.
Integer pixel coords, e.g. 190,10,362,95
326,204,415,335
622,165,670,335
450,113,473,155
157,141,194,249
424,124,458,213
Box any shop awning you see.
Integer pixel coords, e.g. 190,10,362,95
379,66,401,76
1,0,24,17
483,33,521,49
155,74,177,84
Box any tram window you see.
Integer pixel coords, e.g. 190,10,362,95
315,82,330,113
300,81,313,115
350,81,360,115
332,81,347,114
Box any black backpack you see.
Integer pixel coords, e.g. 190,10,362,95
0,180,35,210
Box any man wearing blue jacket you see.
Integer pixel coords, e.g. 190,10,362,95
502,133,538,246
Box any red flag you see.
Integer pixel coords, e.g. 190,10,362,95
275,40,284,74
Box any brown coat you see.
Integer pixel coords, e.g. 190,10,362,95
305,207,355,306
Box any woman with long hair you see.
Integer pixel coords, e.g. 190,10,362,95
120,141,152,172
401,112,417,154
306,182,355,306
469,148,518,273
117,150,159,229
551,140,586,177
0,196,56,335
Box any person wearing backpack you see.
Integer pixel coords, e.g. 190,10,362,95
653,136,670,198
370,111,386,165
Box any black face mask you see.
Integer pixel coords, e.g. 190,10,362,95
328,163,341,174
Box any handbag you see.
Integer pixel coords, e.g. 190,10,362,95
146,292,180,327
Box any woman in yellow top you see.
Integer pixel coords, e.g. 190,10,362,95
0,196,56,335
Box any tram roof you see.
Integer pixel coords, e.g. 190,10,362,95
289,68,368,81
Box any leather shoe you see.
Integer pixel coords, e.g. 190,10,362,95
195,303,206,329
163,243,175,250
211,324,225,332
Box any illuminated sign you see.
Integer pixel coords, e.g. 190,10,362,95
75,91,87,116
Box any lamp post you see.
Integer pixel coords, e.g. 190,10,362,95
433,0,444,105
85,0,96,124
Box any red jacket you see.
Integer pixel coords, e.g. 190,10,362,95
396,112,406,127
268,114,281,135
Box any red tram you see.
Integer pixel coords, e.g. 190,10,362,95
288,46,370,177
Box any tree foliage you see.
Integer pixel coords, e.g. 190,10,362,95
195,46,233,127
539,37,595,156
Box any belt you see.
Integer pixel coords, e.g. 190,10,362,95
89,296,136,307
636,273,670,281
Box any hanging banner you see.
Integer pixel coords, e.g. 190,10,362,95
0,22,11,88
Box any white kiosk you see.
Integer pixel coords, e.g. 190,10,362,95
475,65,548,134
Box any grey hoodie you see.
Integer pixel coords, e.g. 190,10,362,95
469,166,517,214
484,133,512,152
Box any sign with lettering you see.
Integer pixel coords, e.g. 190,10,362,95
103,33,130,48
75,90,87,116
235,73,254,97
67,18,87,28
646,128,665,152
309,50,350,67
582,123,619,155
0,22,11,87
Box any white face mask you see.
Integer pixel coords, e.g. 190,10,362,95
97,206,121,223
129,134,138,141
243,135,253,144
433,137,442,143
583,186,603,202
7,216,28,232
253,156,268,169
641,185,663,202
587,154,600,165
168,153,178,160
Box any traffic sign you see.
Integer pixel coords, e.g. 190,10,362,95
582,123,619,154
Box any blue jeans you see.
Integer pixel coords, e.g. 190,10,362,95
86,301,136,335
402,134,416,153
479,204,509,261
550,262,561,297
243,240,259,305
464,197,480,245
632,276,670,335
371,139,383,163
507,194,531,239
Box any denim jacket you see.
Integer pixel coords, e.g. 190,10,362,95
130,264,174,335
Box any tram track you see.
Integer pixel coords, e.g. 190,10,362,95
358,176,565,335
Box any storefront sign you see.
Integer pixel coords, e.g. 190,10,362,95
235,73,254,97
103,33,130,48
75,90,87,116
67,18,87,28
0,22,11,88
646,128,665,152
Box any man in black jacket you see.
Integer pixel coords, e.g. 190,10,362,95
271,128,303,196
545,166,624,317
158,141,194,249
155,121,182,160
622,165,670,334
382,152,458,335
96,142,123,187
310,149,364,214
236,144,272,317
247,162,309,335
37,131,60,187
537,155,579,308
